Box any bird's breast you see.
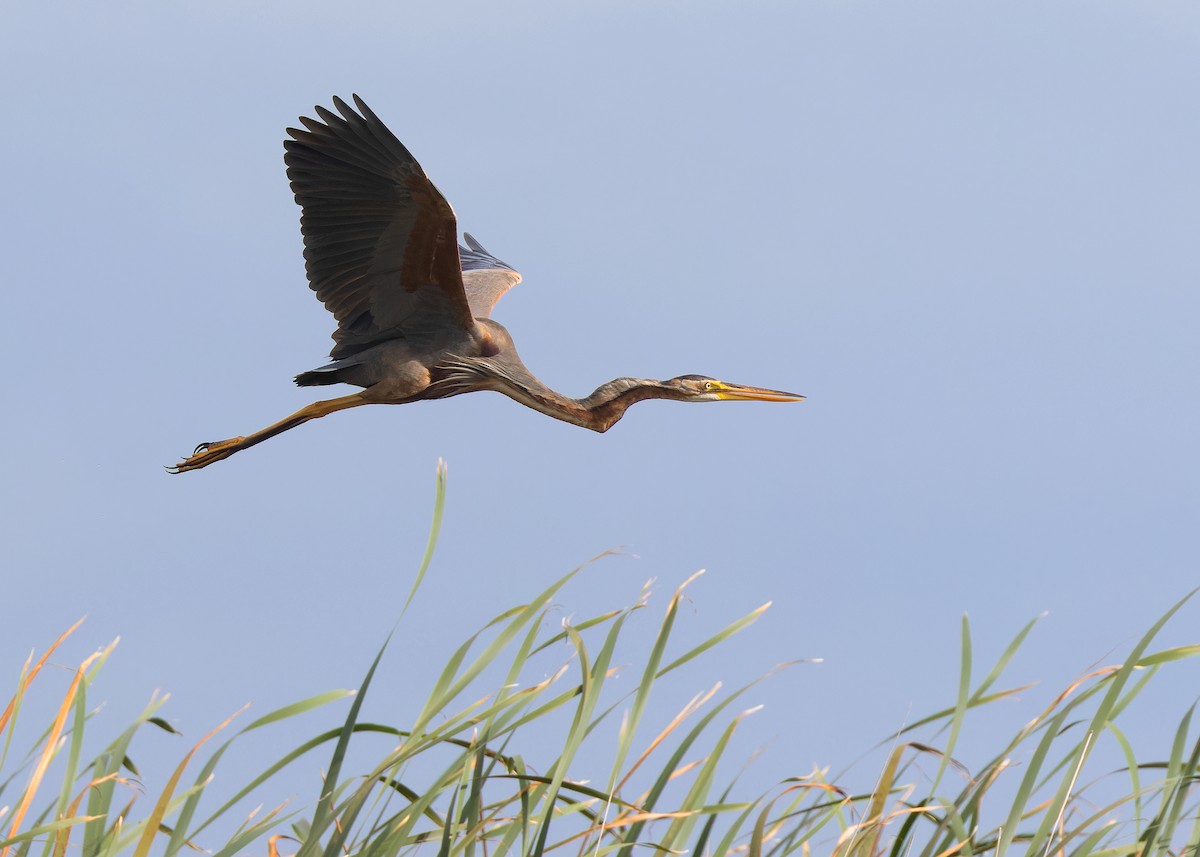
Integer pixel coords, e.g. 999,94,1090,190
474,323,503,358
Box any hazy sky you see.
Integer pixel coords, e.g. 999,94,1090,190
3,0,1198,840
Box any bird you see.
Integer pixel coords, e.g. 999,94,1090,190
169,95,803,473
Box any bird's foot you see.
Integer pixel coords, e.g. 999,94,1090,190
167,436,247,473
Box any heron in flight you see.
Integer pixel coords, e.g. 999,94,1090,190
170,95,803,473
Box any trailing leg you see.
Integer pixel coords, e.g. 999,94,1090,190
169,393,370,473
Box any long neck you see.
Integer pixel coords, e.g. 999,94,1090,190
500,375,678,433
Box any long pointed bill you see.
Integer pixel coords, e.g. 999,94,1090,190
714,382,805,402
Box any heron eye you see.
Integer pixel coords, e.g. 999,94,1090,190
704,381,715,391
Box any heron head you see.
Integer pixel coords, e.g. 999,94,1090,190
668,375,805,403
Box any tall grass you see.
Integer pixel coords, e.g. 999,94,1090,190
2,463,1197,856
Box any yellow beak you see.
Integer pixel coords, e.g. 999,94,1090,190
714,382,805,402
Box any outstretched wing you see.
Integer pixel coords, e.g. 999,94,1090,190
285,95,476,359
458,233,522,319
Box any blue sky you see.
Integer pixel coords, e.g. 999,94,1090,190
2,0,1198,841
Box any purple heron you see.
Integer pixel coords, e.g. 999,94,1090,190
170,95,803,473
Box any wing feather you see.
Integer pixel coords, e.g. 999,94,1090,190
457,232,522,319
284,95,476,358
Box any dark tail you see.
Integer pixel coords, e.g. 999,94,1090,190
295,368,346,387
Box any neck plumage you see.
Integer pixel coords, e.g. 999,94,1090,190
503,376,679,433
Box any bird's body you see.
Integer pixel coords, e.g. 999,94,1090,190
170,95,802,473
